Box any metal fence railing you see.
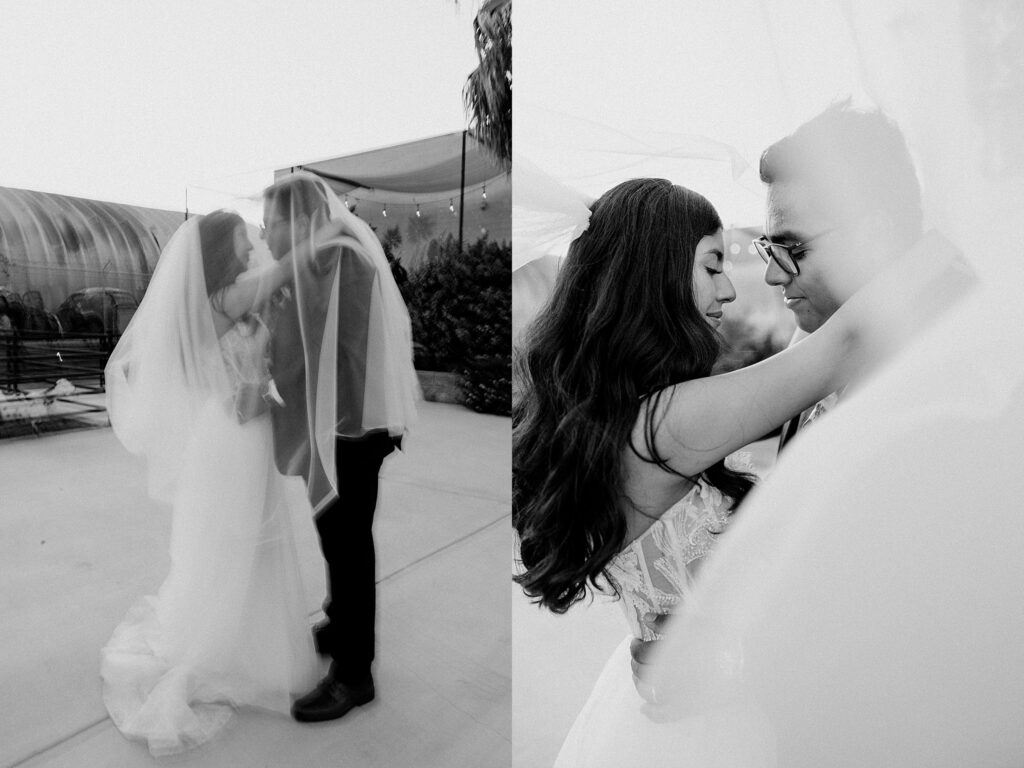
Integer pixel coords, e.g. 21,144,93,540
0,330,114,435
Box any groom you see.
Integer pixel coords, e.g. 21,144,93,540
631,101,968,702
756,100,929,449
263,175,404,722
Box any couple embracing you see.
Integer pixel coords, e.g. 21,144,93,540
101,173,419,755
514,101,968,766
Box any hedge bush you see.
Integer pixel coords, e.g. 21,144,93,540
405,235,510,416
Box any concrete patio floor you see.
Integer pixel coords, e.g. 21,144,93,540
0,401,510,768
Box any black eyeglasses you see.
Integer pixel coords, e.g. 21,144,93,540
752,226,837,276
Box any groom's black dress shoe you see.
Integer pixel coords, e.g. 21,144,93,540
292,671,374,723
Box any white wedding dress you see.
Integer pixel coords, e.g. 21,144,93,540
100,318,320,756
554,479,775,768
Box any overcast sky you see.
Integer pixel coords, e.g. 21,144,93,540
0,0,480,213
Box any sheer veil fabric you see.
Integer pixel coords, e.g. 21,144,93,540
633,1,1024,765
512,136,756,272
102,216,320,755
105,219,231,506
264,171,420,514
511,156,593,272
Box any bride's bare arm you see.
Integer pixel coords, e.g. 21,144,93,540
216,257,294,320
215,221,351,320
645,314,855,477
647,233,959,477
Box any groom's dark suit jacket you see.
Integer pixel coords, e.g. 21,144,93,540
269,242,376,481
268,241,398,679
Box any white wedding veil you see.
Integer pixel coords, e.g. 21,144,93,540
643,1,1024,764
263,170,419,512
105,217,234,505
307,171,420,440
106,171,419,516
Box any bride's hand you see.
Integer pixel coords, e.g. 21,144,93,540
630,612,671,703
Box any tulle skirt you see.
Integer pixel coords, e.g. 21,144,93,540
554,636,775,768
100,401,320,756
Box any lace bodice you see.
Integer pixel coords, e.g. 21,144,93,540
219,317,271,388
605,480,731,641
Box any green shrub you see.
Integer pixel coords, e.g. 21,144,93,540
406,235,510,416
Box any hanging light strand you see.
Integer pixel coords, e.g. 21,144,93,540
334,179,496,219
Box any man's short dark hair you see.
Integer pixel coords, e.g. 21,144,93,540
265,175,330,222
760,100,923,247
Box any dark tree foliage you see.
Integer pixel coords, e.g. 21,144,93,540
406,235,510,416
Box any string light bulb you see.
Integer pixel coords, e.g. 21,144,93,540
382,205,388,218
415,204,421,218
449,198,456,216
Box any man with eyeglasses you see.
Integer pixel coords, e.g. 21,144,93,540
262,174,418,724
629,101,970,703
754,100,926,449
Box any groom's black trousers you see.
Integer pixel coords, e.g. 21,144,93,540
315,431,396,684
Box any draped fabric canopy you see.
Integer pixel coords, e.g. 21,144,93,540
287,131,505,199
282,131,511,270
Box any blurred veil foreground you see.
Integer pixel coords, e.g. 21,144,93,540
100,211,323,755
632,2,1024,765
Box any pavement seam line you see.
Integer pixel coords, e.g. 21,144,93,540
376,512,509,585
384,477,511,505
7,716,109,768
301,512,509,630
304,510,509,620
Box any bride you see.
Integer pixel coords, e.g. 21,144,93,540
100,209,344,755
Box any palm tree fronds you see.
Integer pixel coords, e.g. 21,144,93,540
464,0,511,171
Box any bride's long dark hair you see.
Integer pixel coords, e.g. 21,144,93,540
513,178,754,613
199,210,247,298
